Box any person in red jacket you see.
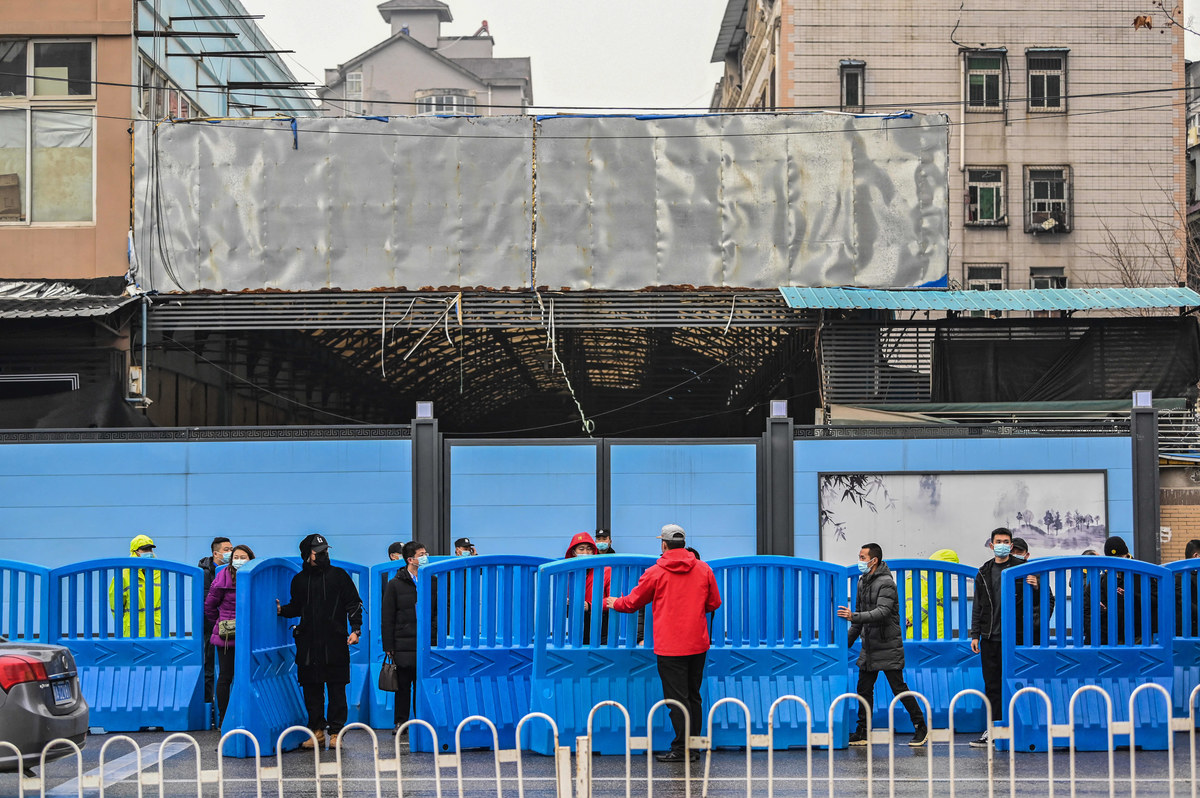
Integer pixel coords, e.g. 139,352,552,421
565,531,611,644
605,524,721,763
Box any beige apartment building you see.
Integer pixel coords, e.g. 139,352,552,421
711,0,1186,292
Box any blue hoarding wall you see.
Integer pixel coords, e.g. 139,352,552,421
448,443,598,558
0,439,413,569
794,436,1134,561
609,443,758,560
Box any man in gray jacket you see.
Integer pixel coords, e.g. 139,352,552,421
838,542,928,746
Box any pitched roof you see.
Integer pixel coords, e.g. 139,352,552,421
377,0,451,23
450,57,531,84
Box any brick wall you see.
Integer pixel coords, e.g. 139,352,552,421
1162,488,1200,562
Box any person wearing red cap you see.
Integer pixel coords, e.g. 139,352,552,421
605,524,721,763
565,532,611,643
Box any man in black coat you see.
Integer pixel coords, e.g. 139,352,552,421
381,540,427,732
198,537,231,707
968,527,1044,748
838,542,927,747
276,533,363,749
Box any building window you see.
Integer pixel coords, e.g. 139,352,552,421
0,39,95,225
416,92,477,115
1030,266,1068,289
138,57,197,120
966,263,1006,317
1028,50,1066,112
1025,166,1072,233
840,61,865,112
965,167,1006,226
966,52,1004,110
345,71,363,115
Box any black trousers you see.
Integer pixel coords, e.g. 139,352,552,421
215,645,235,725
979,637,1005,723
203,642,215,703
393,666,417,726
855,669,925,732
656,653,706,751
302,681,349,734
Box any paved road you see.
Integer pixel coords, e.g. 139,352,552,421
3,730,1194,797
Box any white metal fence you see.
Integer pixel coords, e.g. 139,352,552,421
3,685,1198,798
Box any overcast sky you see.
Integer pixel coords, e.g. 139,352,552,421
243,0,1199,113
243,0,729,113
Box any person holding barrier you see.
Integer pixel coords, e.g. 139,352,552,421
605,524,722,763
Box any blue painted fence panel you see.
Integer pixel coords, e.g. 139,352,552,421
0,560,50,643
331,558,371,726
1002,557,1172,752
1167,560,1200,723
707,557,849,749
530,555,662,754
846,560,985,733
415,555,549,752
223,558,305,757
48,557,204,732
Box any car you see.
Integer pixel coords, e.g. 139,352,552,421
0,637,88,772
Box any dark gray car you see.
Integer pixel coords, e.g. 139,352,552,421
0,638,88,771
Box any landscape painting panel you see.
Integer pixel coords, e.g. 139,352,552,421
819,472,1108,564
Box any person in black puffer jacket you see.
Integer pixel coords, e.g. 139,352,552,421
381,540,427,732
839,542,927,747
276,533,363,750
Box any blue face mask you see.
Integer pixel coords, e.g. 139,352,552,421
231,558,248,570
597,542,609,552
416,555,429,567
993,543,1012,558
857,559,872,574
138,550,156,559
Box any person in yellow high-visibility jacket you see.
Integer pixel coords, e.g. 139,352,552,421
108,534,162,637
905,549,959,640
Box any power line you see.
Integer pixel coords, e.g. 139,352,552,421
0,67,1192,115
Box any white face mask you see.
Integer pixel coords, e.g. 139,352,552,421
231,558,249,569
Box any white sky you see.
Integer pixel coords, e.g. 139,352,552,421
243,0,1199,113
242,0,729,113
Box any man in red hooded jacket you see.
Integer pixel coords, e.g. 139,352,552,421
606,524,721,763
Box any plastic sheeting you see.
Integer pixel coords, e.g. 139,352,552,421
133,112,949,292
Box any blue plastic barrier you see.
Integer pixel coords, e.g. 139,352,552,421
331,558,370,725
48,557,204,732
1167,560,1200,723
0,560,50,643
222,557,305,757
368,560,408,730
706,556,849,749
414,555,549,752
529,555,660,754
844,559,985,733
1002,557,1172,751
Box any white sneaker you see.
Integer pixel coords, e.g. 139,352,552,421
968,731,989,748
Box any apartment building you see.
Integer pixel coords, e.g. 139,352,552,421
318,0,532,117
0,1,313,421
711,0,1185,292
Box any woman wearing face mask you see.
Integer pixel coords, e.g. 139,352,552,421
564,532,612,644
203,544,255,726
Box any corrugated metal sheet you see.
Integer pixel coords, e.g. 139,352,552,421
0,296,135,319
133,112,950,294
780,286,1200,311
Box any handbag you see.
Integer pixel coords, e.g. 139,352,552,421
379,653,399,692
217,619,236,640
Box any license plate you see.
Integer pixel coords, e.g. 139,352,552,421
51,680,71,704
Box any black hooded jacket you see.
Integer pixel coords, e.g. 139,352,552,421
847,562,906,672
970,555,1050,643
278,535,363,679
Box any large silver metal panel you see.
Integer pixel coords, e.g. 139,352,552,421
134,116,535,292
534,112,948,289
133,112,947,292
